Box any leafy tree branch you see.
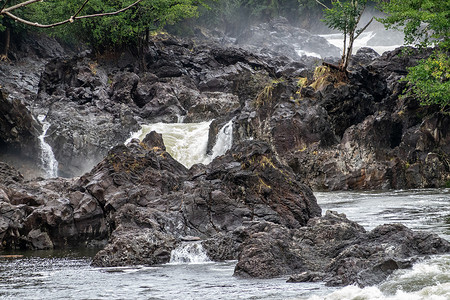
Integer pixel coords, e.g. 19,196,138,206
379,0,450,110
317,0,374,71
0,0,145,28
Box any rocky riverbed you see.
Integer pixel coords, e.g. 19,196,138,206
0,28,449,287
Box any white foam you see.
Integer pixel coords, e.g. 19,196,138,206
169,242,211,264
307,255,450,300
296,49,322,58
203,119,234,165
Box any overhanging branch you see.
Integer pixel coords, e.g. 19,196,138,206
1,0,41,14
355,17,374,40
315,0,330,10
1,0,144,28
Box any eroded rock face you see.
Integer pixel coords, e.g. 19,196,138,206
236,211,450,287
81,135,321,266
0,131,448,288
26,34,284,177
1,31,449,290
0,169,108,250
0,34,70,177
0,90,41,164
233,47,450,190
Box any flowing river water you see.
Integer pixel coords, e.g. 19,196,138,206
1,189,448,300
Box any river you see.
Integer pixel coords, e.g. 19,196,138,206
1,189,448,299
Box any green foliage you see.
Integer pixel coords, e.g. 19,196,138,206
0,0,31,33
379,0,450,109
318,0,376,70
379,0,450,49
402,53,450,110
10,0,207,50
322,0,367,35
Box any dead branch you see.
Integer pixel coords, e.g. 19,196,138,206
1,0,41,14
314,0,330,10
73,0,91,19
1,0,144,28
354,17,374,40
1,0,9,13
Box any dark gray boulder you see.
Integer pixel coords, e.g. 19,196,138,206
235,210,450,287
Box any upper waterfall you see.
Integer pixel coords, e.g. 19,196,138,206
126,120,234,168
37,114,58,178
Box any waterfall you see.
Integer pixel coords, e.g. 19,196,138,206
203,119,234,165
126,119,234,168
169,242,211,264
37,115,58,178
176,114,186,123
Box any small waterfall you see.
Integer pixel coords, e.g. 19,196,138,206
176,114,186,123
203,119,234,165
37,115,58,178
169,242,211,264
126,119,234,168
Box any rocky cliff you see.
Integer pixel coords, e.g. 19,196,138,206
0,31,449,288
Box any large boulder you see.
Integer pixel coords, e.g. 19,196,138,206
0,173,108,250
85,135,321,266
235,211,450,287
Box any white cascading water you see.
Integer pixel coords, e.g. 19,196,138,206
319,31,402,56
296,48,322,58
37,114,58,178
296,31,404,58
126,119,234,168
203,119,234,165
169,242,211,264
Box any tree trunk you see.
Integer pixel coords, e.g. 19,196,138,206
1,27,10,61
343,34,355,71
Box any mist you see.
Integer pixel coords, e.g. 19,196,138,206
191,1,405,61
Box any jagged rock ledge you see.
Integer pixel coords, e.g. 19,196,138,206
1,132,448,287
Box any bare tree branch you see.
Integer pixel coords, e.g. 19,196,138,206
73,0,91,19
315,0,330,10
1,0,10,13
354,17,373,40
1,0,144,28
1,0,41,14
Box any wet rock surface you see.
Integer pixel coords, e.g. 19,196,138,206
234,17,341,60
1,33,282,177
1,133,448,287
233,47,450,190
1,33,448,187
236,211,450,287
0,132,321,264
0,31,449,289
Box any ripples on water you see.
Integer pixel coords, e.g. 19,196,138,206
0,189,449,300
316,189,450,238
